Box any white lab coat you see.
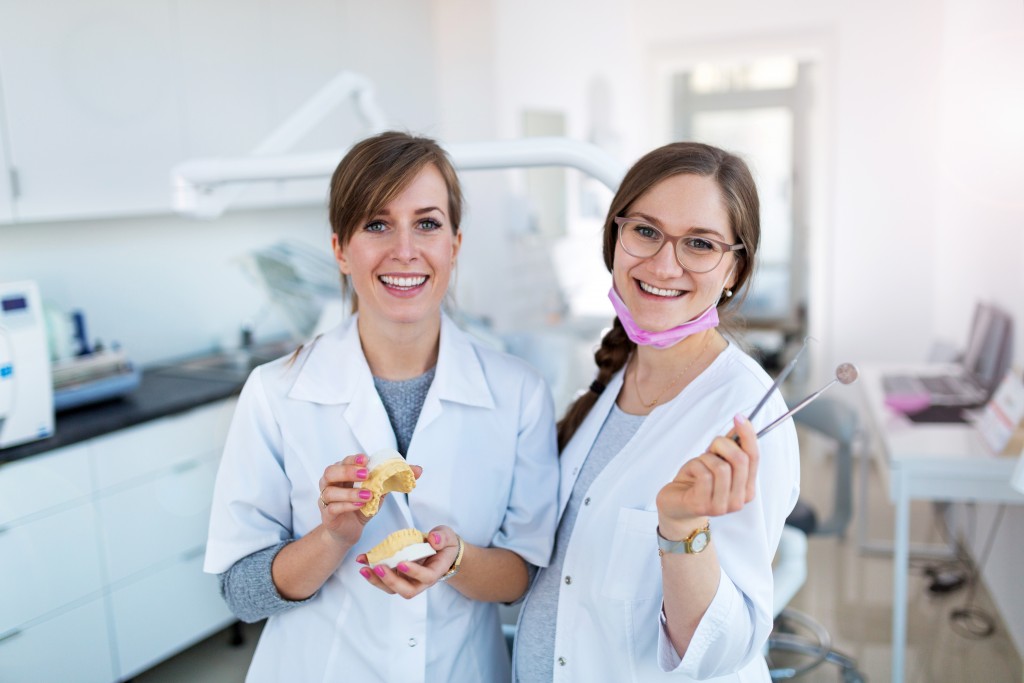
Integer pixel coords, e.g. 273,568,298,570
516,344,799,682
205,313,559,683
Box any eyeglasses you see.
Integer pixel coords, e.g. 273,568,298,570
614,216,744,274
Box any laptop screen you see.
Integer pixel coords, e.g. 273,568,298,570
964,303,1014,391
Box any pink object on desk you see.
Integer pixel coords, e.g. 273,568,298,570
884,393,932,414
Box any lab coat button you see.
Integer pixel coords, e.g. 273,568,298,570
584,497,591,506
408,638,417,647
558,657,567,666
564,575,572,585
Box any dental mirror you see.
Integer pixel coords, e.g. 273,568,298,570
755,363,859,439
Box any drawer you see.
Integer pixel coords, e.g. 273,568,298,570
0,444,92,526
92,399,235,490
0,598,113,683
0,503,103,633
110,552,233,679
97,457,219,584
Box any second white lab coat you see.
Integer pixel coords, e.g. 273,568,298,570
516,343,799,682
205,313,559,683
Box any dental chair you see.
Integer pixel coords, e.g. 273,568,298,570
767,397,865,681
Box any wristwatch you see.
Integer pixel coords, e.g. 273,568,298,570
657,522,711,556
438,535,465,582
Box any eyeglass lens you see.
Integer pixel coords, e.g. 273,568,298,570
618,221,725,273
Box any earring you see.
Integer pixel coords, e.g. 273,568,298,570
724,288,733,298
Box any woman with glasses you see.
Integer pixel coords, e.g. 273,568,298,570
513,142,800,682
205,132,559,683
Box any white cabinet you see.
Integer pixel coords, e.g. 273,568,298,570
0,598,114,683
111,553,232,678
0,0,184,221
0,0,389,222
0,444,101,635
0,114,12,224
0,397,238,682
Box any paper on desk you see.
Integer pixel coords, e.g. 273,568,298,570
972,370,1024,455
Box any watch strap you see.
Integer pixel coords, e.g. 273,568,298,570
656,522,711,556
437,535,465,582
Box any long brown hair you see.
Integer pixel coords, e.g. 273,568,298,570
556,142,761,450
328,131,464,312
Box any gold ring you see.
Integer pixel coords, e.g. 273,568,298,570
319,487,329,508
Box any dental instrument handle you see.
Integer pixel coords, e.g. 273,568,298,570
754,378,839,440
747,337,810,423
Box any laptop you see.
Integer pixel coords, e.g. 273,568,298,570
883,302,1014,408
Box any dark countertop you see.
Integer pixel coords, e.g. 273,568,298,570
0,340,294,465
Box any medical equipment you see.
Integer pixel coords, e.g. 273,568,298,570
747,336,811,422
0,281,55,449
170,71,624,218
756,363,859,440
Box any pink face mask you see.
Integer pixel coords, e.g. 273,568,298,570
608,286,720,349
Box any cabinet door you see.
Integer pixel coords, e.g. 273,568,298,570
0,443,92,527
97,456,219,584
91,400,234,492
0,110,12,224
0,0,182,221
0,503,103,633
0,598,114,683
110,552,233,679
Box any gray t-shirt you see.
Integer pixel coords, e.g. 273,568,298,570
514,403,646,682
218,366,436,622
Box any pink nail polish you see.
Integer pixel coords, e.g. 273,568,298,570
734,413,747,423
397,562,409,572
359,568,372,578
354,501,365,507
374,565,386,577
356,454,367,465
356,468,368,479
358,489,372,500
431,533,441,545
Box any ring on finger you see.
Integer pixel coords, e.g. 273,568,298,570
319,487,329,508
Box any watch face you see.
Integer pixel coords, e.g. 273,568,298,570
690,531,710,553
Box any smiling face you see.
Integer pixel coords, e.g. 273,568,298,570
333,163,461,334
612,173,738,333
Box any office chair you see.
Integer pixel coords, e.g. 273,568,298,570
767,397,866,681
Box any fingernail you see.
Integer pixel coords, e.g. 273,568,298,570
356,454,367,465
356,468,368,479
358,489,373,500
397,562,409,572
359,568,372,578
354,501,365,507
374,565,386,577
431,533,441,545
734,413,747,424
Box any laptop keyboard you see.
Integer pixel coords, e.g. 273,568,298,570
921,376,959,394
883,376,922,394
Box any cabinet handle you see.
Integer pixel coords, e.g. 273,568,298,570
0,628,22,644
182,546,206,561
8,168,20,200
172,460,200,474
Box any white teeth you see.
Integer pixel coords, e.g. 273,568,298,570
380,275,427,288
639,281,682,297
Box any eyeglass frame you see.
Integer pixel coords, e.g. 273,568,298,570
613,216,745,273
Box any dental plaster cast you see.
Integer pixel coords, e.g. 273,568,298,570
353,448,417,517
365,528,437,569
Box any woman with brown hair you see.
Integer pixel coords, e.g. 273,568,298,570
205,131,559,683
514,142,800,682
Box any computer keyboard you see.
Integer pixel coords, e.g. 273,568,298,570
883,375,921,394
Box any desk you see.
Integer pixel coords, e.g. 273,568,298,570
858,365,1024,683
